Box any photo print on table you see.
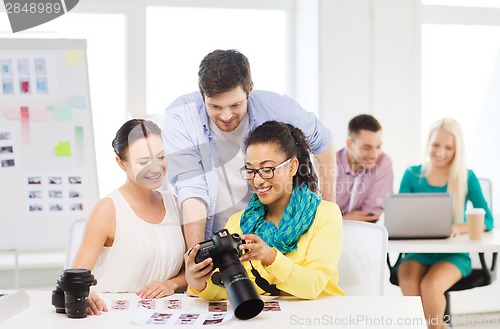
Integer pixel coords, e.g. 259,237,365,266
111,299,130,310
164,299,182,310
146,312,172,325
263,300,282,312
208,301,227,313
137,299,156,310
175,313,200,325
202,313,226,326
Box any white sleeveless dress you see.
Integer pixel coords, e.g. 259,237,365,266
92,190,185,293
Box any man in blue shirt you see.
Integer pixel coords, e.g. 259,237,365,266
163,49,336,248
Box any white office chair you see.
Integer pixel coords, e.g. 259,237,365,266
338,221,388,295
478,178,493,212
64,218,87,269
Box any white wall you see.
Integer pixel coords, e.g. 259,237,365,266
318,0,500,314
318,0,421,185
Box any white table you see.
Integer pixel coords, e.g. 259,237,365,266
1,291,427,328
387,228,500,253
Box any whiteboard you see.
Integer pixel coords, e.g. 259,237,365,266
0,38,99,251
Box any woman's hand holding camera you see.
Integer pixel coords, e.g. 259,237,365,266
240,234,277,266
184,244,214,292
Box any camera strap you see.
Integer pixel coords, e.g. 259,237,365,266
211,272,224,287
210,264,280,296
249,261,280,296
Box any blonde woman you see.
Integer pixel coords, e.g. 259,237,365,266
396,118,493,329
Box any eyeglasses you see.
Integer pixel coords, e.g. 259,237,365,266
239,158,292,180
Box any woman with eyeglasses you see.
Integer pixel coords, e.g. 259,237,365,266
184,120,344,299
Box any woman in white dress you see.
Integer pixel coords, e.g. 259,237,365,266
71,119,186,315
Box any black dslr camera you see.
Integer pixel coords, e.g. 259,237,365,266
195,229,264,320
51,269,96,318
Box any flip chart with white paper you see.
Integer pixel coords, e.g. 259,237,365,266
0,38,99,251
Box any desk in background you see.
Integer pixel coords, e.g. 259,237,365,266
1,291,427,328
387,228,500,253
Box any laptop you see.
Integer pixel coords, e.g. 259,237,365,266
384,193,453,240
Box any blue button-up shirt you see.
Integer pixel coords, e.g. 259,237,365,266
163,90,333,238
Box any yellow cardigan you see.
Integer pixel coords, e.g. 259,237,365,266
190,200,344,300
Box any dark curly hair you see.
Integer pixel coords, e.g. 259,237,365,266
244,121,318,193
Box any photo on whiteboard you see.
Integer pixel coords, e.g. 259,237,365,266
17,58,30,75
34,58,47,75
69,190,81,198
28,176,42,184
50,204,63,211
48,176,62,184
2,78,14,95
1,159,15,167
0,146,13,154
0,131,12,140
28,191,42,199
19,78,30,94
1,59,12,76
70,203,83,211
36,77,48,94
68,176,82,184
49,190,63,198
29,204,43,212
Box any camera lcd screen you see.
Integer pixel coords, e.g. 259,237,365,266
200,241,213,248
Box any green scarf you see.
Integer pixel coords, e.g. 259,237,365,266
240,184,321,254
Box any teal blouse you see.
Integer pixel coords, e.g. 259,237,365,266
397,165,494,277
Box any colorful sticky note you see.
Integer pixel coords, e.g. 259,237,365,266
75,126,84,162
55,141,72,156
70,95,86,109
55,105,72,121
20,79,30,94
20,106,30,145
66,51,83,67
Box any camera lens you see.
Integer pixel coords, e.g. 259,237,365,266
218,253,264,320
51,286,66,314
56,269,96,318
196,229,264,320
64,292,90,318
